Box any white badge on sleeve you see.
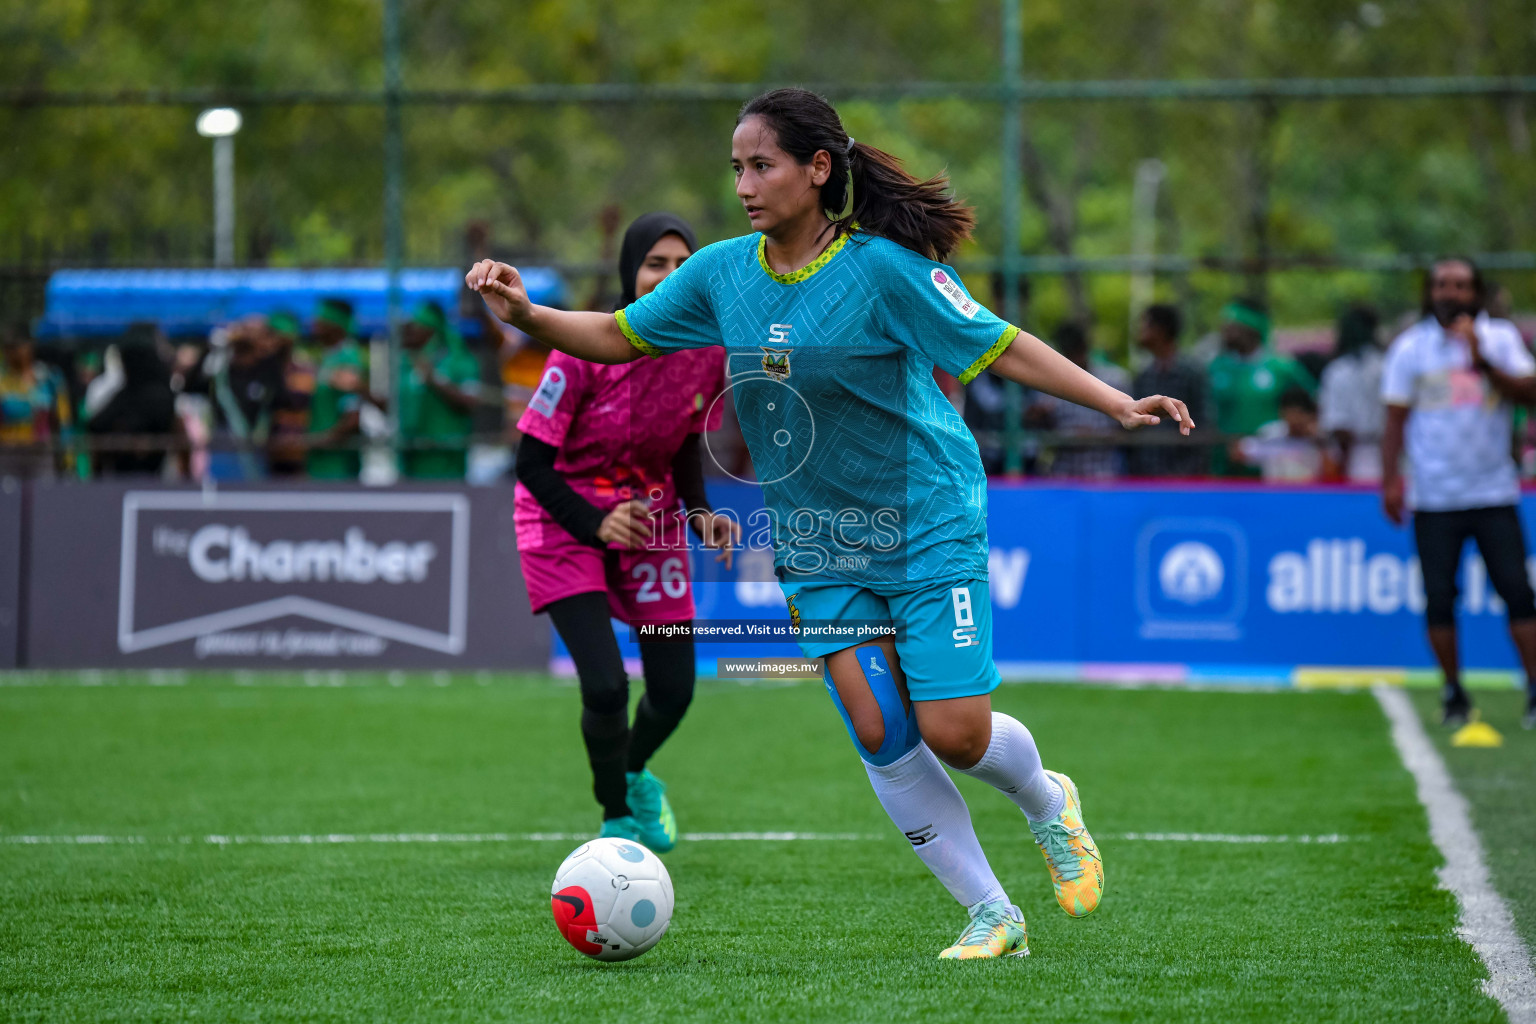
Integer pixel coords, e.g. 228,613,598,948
527,366,567,417
930,269,979,319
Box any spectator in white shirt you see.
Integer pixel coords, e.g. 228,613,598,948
1233,387,1338,482
1381,257,1536,729
1318,305,1384,482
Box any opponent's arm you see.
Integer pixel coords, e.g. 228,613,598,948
515,436,652,549
672,433,740,568
987,330,1194,434
672,433,712,519
467,260,640,365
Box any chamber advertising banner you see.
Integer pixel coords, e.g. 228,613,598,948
24,483,547,669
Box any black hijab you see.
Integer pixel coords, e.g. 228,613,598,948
617,212,698,307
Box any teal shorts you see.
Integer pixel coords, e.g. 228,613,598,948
778,577,1001,702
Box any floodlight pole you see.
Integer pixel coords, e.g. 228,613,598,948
383,0,405,451
1000,0,1024,476
1127,158,1166,359
197,108,241,266
213,134,235,267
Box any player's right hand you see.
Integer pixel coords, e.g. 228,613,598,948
596,499,654,550
466,260,531,327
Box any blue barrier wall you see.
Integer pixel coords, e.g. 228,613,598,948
551,482,1535,686
36,267,567,339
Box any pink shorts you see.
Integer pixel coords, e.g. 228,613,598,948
520,540,696,624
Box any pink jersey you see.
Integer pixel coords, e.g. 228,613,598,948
514,346,726,550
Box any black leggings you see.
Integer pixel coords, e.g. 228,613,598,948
1413,505,1536,628
546,591,696,820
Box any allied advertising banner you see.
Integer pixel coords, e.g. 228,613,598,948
24,483,547,669
992,484,1526,680
560,482,1533,683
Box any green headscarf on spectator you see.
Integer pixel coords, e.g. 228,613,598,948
408,300,464,355
268,310,302,342
316,298,357,336
1221,301,1270,344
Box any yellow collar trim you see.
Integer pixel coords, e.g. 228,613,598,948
757,230,851,285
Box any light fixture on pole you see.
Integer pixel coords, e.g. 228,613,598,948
196,108,242,267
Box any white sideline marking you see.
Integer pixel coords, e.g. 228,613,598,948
1375,685,1536,1022
0,831,884,845
2,830,1357,846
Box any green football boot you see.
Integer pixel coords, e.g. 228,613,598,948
625,769,678,853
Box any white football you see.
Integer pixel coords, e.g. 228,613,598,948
550,837,674,961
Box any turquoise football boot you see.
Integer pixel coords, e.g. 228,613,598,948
598,815,644,842
625,769,678,853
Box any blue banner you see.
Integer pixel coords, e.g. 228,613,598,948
551,482,1534,685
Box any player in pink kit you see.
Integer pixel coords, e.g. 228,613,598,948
513,212,734,852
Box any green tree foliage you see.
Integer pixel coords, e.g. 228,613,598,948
3,0,1534,335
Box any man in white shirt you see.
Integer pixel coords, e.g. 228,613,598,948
1381,257,1536,729
1319,305,1384,481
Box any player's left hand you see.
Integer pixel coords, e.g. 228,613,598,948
1118,395,1194,434
690,512,742,570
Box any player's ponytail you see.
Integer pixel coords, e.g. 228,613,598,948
738,88,976,263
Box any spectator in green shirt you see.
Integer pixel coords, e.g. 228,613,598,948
305,297,365,480
398,301,481,480
1207,298,1316,476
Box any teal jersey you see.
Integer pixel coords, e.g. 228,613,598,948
618,230,1017,587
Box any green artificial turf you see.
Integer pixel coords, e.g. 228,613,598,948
1413,686,1536,966
0,676,1507,1023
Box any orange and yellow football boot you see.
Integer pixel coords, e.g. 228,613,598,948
1029,769,1104,917
937,899,1029,960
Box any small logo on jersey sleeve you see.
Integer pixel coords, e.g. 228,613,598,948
527,366,567,417
931,269,979,319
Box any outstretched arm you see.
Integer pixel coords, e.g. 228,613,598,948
987,330,1194,434
467,260,639,365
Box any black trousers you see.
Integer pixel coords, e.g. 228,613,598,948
1412,505,1536,628
546,590,696,820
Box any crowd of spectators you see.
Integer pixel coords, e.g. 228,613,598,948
0,296,485,483
962,280,1531,485
2,268,1529,487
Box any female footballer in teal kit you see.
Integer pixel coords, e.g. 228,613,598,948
471,89,1193,960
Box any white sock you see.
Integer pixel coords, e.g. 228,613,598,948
958,712,1064,822
864,742,1008,908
